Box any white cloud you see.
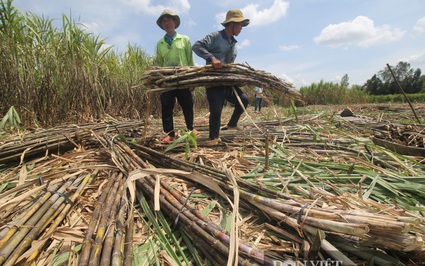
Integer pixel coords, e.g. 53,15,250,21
121,0,190,15
215,0,289,27
414,17,425,34
405,51,425,65
314,16,405,48
279,44,300,51
237,39,251,49
243,0,289,26
82,22,101,35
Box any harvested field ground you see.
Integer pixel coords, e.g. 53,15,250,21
0,103,425,265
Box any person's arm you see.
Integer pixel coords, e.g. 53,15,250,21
185,38,195,67
193,32,223,69
154,41,164,66
192,33,215,62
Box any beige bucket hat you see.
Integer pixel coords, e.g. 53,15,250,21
157,9,180,30
221,9,250,27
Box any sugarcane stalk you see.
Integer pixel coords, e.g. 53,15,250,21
321,239,356,265
3,202,67,266
79,172,118,266
123,203,134,266
111,194,128,266
182,226,229,265
142,175,275,265
111,135,278,264
129,141,290,200
0,120,145,164
99,179,126,266
142,63,299,98
24,170,98,263
239,189,414,235
88,173,123,266
135,177,242,264
2,175,84,266
0,182,62,249
0,177,76,264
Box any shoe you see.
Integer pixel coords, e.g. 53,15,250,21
160,135,176,144
221,125,242,131
191,129,201,138
205,138,221,146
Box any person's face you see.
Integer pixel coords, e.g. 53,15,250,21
161,16,176,33
231,22,243,36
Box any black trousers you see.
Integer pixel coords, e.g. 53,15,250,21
206,86,249,140
160,89,194,137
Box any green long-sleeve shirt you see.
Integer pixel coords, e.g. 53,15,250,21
155,33,195,67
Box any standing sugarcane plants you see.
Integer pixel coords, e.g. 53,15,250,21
0,106,21,132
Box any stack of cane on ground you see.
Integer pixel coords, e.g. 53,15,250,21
0,116,424,265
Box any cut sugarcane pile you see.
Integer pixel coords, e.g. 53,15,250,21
373,123,425,147
142,63,301,98
0,119,424,265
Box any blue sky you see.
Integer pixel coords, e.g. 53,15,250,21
13,0,425,89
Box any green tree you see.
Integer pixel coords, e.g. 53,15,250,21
363,61,424,95
363,74,383,95
340,74,349,89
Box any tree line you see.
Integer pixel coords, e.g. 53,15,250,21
299,62,425,105
1,0,424,128
363,61,424,95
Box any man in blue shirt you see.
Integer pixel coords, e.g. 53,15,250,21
192,9,250,145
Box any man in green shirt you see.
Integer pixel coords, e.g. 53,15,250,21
155,9,200,144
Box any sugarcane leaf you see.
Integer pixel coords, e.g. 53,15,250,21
129,168,230,202
220,209,233,233
290,99,298,123
0,182,9,193
185,140,190,160
202,200,218,216
307,230,324,259
137,194,183,265
180,228,204,266
164,134,188,153
112,134,128,143
188,130,198,148
132,238,157,265
51,244,82,266
11,106,21,125
362,174,379,199
0,111,10,130
157,211,191,265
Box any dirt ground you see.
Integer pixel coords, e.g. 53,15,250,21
151,102,425,145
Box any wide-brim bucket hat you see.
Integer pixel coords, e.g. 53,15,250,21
157,9,180,30
221,9,250,27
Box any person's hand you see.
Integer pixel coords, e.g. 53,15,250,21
211,56,222,69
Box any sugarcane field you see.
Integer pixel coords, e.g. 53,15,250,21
1,98,425,265
1,2,425,264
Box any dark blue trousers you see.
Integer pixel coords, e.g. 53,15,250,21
160,89,194,137
206,86,249,140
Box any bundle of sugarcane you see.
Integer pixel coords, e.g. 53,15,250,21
101,134,284,264
0,120,145,165
0,130,137,266
141,63,301,99
0,169,98,265
125,140,425,264
78,171,133,266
